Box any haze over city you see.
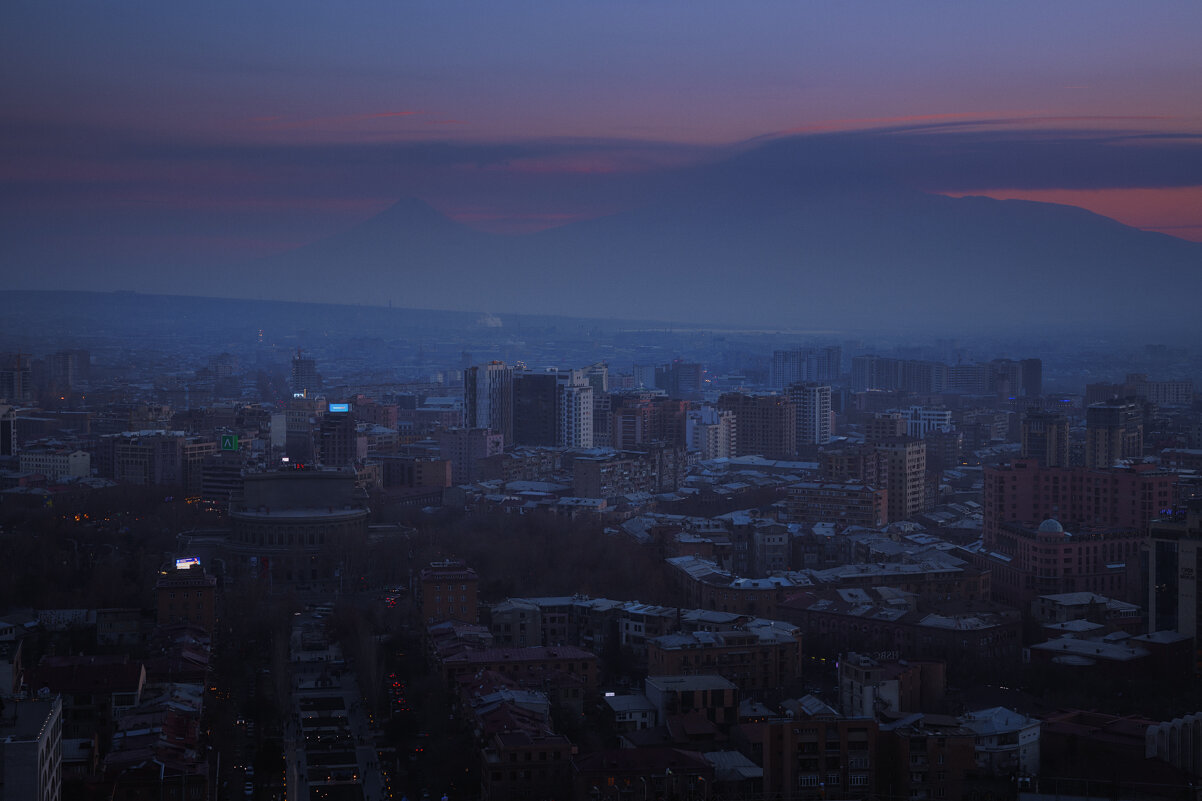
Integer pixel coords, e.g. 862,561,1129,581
3,4,1202,801
3,1,1202,332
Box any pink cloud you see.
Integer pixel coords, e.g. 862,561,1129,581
770,112,1178,137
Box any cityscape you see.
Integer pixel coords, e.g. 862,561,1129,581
3,2,1202,801
1,295,1201,800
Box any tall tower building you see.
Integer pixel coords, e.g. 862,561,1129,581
513,368,593,448
717,393,796,460
864,412,906,444
285,395,324,463
875,437,927,522
1020,358,1043,397
512,372,558,447
1085,399,1143,468
1021,410,1069,467
584,362,609,393
318,405,360,467
0,403,15,457
788,383,832,448
464,361,514,445
773,347,842,387
557,380,594,449
0,353,32,403
851,355,903,392
1147,499,1202,641
655,360,704,399
291,352,320,397
686,406,737,459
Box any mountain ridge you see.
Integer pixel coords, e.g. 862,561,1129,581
246,182,1201,336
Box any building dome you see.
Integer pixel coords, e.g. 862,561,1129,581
1037,518,1064,534
1036,518,1069,540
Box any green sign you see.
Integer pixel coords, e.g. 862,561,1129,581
220,434,239,452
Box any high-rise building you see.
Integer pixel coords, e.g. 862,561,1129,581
946,362,991,395
900,360,948,394
1147,499,1202,643
609,391,688,449
513,368,594,448
1085,399,1143,468
631,363,655,389
788,383,832,448
686,406,737,459
318,405,361,467
820,444,887,488
717,393,796,460
771,346,842,387
290,352,320,397
875,437,927,522
989,359,1024,397
923,428,964,472
47,350,80,392
583,362,609,393
0,404,15,456
851,355,903,392
1021,410,1069,467
464,361,514,445
557,381,594,448
1131,375,1194,407
512,372,558,447
1020,358,1043,397
591,390,612,448
0,353,32,403
864,412,906,444
655,360,704,399
285,395,324,463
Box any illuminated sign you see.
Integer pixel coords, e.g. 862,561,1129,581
175,557,201,570
328,403,350,413
220,434,239,451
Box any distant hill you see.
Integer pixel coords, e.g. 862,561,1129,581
0,290,674,346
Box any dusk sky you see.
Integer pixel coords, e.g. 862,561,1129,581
3,0,1202,281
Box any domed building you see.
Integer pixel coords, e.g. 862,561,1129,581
228,466,369,587
979,516,1144,608
1035,518,1067,539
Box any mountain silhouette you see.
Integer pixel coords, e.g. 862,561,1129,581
253,173,1202,335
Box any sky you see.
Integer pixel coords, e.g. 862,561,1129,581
2,0,1201,278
